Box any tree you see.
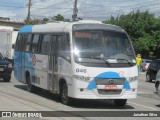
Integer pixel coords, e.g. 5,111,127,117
103,10,160,58
42,18,49,23
52,14,64,21
24,18,41,25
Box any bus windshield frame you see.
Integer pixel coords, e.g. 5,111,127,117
73,30,136,66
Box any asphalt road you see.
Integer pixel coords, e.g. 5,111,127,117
0,72,160,120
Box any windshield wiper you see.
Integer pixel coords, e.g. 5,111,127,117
93,57,110,65
79,56,110,65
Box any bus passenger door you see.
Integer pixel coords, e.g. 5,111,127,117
15,34,27,82
48,35,59,92
20,35,28,82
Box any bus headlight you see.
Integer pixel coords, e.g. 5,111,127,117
129,77,138,82
73,75,90,82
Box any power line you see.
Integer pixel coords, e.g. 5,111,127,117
32,0,74,9
0,5,25,9
22,0,160,21
31,6,72,10
27,0,32,20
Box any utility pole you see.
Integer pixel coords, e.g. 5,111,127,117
72,0,78,21
27,0,32,21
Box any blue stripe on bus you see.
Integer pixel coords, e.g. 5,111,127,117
19,25,33,32
87,80,97,89
14,51,36,83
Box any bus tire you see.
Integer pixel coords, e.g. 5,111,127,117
61,82,71,105
26,74,35,93
114,99,127,106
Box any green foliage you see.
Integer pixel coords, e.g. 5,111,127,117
103,10,160,57
42,18,49,22
24,14,66,24
24,19,41,25
52,14,64,21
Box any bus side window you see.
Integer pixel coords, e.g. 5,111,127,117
58,34,71,61
15,34,21,50
25,34,32,52
21,35,28,51
31,34,40,53
40,34,50,55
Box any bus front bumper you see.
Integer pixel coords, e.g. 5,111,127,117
69,87,137,99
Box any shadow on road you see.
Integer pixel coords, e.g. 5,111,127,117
14,85,61,103
14,85,135,109
155,104,160,108
0,79,11,83
70,99,135,109
145,81,156,84
14,84,27,90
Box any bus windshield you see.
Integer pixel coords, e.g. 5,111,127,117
73,30,135,64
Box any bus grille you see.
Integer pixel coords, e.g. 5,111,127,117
95,78,125,95
97,89,122,95
94,78,125,85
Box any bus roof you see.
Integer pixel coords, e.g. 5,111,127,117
19,20,124,33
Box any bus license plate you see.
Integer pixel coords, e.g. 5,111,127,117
0,68,3,71
104,85,117,90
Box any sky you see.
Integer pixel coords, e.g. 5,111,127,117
0,0,160,21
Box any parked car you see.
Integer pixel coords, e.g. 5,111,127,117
155,70,160,97
0,53,12,82
146,59,160,82
140,59,152,72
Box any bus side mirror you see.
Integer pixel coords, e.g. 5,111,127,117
12,44,15,49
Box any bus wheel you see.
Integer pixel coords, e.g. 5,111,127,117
61,82,71,105
26,74,35,92
114,99,127,106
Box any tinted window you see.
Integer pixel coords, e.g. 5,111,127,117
31,34,40,52
150,61,156,67
25,34,32,52
155,60,160,68
145,60,151,63
15,34,21,50
40,35,50,55
21,35,28,51
58,34,71,61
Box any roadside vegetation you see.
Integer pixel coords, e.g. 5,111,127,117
103,10,160,59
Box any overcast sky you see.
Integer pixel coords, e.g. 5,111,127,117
0,0,160,21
